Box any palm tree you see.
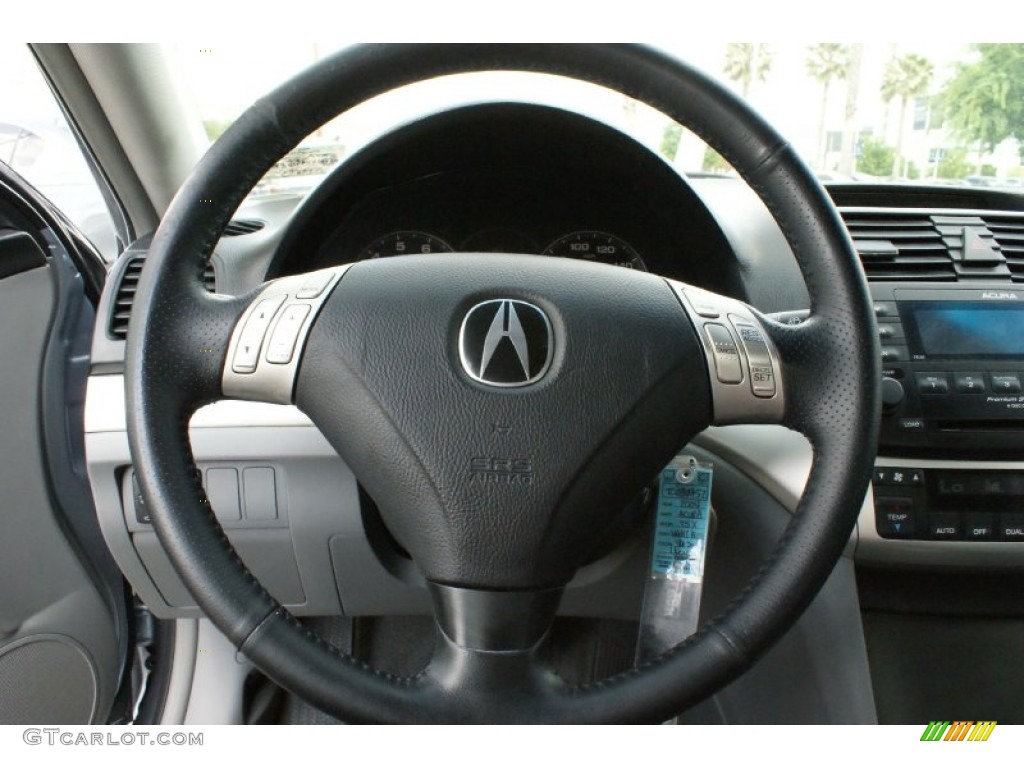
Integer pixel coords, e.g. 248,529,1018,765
723,43,773,99
806,44,851,170
881,54,934,177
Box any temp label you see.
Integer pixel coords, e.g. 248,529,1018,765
649,464,713,578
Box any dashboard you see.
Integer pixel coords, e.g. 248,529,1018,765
83,99,1024,724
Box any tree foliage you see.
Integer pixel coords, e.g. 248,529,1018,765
857,137,895,177
806,43,850,87
806,44,850,169
724,44,773,98
941,44,1024,154
660,122,682,161
881,53,934,176
935,147,972,179
881,54,934,107
702,145,732,174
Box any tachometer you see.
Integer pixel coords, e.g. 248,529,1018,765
542,231,646,271
358,231,453,260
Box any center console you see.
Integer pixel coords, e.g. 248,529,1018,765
855,282,1024,560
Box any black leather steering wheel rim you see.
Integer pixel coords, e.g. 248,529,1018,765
126,44,880,723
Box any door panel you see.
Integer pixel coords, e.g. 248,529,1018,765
0,214,123,723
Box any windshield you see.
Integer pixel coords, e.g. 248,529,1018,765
172,43,1024,195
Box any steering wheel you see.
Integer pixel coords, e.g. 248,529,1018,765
125,44,879,724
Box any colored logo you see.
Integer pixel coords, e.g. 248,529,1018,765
920,721,996,741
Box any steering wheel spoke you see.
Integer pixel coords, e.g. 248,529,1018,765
667,279,786,427
221,266,351,404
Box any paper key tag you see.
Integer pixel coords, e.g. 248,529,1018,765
635,455,714,664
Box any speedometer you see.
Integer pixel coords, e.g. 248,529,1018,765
358,231,453,260
542,231,646,271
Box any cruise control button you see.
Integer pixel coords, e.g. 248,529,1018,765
266,304,312,365
991,374,1022,394
915,373,949,395
703,323,743,384
954,372,986,394
730,319,776,397
295,271,334,299
685,288,723,318
232,295,287,373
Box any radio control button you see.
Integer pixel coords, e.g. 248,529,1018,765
991,374,1022,394
703,323,743,384
232,295,287,373
266,304,311,365
881,377,905,413
878,324,906,341
915,373,949,394
898,418,926,431
929,512,962,541
965,513,996,541
954,372,986,394
880,345,908,363
873,301,898,318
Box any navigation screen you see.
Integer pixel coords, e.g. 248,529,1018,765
913,303,1024,357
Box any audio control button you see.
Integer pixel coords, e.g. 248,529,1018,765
954,372,986,394
880,345,908,363
915,373,949,395
991,374,1022,394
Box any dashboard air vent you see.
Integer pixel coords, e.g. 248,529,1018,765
984,216,1024,283
108,255,216,340
108,255,144,340
840,211,956,282
223,218,265,237
202,262,217,293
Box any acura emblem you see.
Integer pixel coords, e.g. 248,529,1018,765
458,299,553,387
